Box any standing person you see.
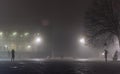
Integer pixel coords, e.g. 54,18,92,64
104,49,108,63
11,49,15,62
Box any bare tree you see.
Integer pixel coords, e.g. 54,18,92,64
85,0,120,48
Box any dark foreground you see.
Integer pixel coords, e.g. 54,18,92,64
0,60,120,74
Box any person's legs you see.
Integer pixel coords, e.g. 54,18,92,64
105,56,107,63
13,55,15,61
11,56,14,62
106,57,107,62
11,58,12,62
13,57,14,61
105,55,107,63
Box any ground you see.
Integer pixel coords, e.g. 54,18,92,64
0,59,119,74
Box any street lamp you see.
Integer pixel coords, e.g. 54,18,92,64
4,45,8,48
102,52,105,56
35,37,42,43
79,38,85,44
0,32,3,36
27,45,31,49
24,32,29,36
4,45,10,56
26,45,32,51
12,32,17,36
34,36,42,44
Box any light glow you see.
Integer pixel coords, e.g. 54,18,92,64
4,45,8,48
102,52,105,56
80,38,85,44
24,32,29,36
0,32,3,36
35,37,42,43
27,45,31,49
12,32,17,36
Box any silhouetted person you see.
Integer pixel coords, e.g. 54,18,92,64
11,49,15,62
113,50,118,62
104,49,108,63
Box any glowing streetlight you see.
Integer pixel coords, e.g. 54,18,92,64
24,32,29,36
27,45,31,49
12,32,17,36
0,32,3,36
79,38,85,44
4,45,8,48
26,45,32,51
35,37,42,43
102,52,105,56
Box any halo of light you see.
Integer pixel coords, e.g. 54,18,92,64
26,45,32,51
102,52,105,56
12,32,17,36
4,45,8,48
24,32,29,36
27,45,31,49
35,37,42,43
0,32,3,36
80,38,85,44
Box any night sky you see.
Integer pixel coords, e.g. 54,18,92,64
0,0,92,54
0,0,91,28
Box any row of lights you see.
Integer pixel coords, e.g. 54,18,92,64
4,36,42,51
0,32,30,36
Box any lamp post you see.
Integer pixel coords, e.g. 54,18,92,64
79,38,85,44
35,37,42,44
77,37,86,58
